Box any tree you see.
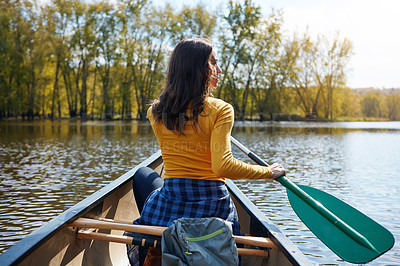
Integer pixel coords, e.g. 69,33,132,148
251,12,287,120
44,0,73,119
216,0,262,119
126,4,170,120
169,3,217,44
314,34,353,119
338,88,361,118
361,91,382,118
117,0,149,120
286,31,353,120
386,93,400,120
0,0,32,118
91,1,122,120
17,1,49,120
0,0,14,118
286,32,317,118
72,1,97,121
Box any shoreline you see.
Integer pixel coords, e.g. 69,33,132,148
0,115,392,123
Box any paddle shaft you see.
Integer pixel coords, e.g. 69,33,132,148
230,136,378,253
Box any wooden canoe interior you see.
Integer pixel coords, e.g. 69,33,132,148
16,156,295,266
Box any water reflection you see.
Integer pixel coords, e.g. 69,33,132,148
0,121,159,253
0,121,399,265
231,123,400,265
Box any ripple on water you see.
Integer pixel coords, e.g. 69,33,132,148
0,121,399,265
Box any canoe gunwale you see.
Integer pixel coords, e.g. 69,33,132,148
0,151,162,266
226,179,312,266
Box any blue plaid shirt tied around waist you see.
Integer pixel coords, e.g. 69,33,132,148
134,178,240,235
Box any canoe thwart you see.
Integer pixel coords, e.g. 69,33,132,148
78,230,161,248
77,230,269,258
69,217,277,249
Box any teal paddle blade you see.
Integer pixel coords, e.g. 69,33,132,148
286,184,395,264
229,137,395,263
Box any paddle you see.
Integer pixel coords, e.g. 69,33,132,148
230,136,394,264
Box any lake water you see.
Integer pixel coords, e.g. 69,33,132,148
0,120,399,265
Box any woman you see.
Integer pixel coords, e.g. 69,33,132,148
129,37,285,264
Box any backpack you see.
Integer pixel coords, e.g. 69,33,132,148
161,217,239,266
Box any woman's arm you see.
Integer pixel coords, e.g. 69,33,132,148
210,103,273,180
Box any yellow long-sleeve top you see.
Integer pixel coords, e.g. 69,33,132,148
148,97,272,182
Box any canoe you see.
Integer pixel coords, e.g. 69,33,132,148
0,151,312,266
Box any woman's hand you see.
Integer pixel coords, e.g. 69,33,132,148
268,163,286,180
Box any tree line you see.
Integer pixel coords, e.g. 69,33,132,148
1,0,399,121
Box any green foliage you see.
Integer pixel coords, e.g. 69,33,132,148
361,91,383,118
216,0,263,118
386,94,400,121
0,0,396,121
168,3,217,43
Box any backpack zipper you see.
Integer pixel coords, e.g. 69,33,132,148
185,229,223,242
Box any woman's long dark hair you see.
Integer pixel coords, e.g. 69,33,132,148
151,38,214,134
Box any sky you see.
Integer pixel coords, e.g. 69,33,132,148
153,0,400,89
